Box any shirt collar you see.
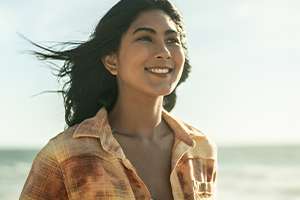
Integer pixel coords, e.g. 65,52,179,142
73,107,199,159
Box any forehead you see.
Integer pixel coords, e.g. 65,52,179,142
129,9,178,32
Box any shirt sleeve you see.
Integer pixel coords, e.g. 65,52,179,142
20,140,68,200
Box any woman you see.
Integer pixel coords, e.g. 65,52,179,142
20,0,217,199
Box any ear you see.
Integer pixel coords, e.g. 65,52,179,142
101,53,118,76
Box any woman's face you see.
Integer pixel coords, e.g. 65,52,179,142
111,9,185,98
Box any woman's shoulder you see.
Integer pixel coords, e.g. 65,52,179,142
42,125,78,151
183,121,217,160
38,124,100,163
49,124,79,144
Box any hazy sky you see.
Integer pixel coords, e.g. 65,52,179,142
1,0,299,148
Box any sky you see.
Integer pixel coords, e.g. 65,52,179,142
0,0,299,148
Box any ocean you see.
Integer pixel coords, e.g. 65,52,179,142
1,145,299,200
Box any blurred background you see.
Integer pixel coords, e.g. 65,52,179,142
1,0,299,199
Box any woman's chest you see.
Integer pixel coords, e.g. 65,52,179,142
122,143,174,200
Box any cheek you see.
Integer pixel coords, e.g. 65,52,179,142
119,45,150,68
173,47,185,69
117,47,150,82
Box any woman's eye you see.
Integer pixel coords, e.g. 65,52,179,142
166,38,180,44
137,36,152,42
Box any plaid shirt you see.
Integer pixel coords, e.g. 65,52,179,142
20,107,217,200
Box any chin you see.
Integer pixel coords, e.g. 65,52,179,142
149,86,175,97
139,81,177,98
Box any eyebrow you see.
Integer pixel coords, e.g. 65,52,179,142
133,27,178,36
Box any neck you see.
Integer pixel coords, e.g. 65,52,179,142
108,89,166,140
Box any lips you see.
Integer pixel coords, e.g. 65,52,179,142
144,66,174,73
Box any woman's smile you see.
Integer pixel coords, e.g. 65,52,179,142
144,66,174,78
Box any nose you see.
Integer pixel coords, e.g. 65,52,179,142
154,42,171,60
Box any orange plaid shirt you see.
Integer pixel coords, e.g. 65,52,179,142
20,107,217,200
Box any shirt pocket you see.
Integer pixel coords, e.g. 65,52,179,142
192,180,215,199
176,157,216,199
190,158,216,199
60,154,133,199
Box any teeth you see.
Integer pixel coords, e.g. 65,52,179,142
146,67,171,74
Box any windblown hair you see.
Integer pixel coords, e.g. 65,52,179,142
29,0,191,128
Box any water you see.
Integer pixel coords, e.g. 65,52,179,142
0,150,37,200
1,145,299,200
217,145,300,200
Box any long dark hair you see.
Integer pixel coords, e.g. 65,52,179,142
27,0,191,128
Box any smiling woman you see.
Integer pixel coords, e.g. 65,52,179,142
20,0,217,200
